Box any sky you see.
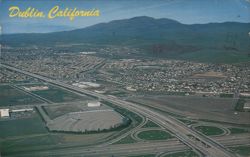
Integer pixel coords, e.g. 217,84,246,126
1,0,250,34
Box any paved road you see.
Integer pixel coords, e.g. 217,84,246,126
4,134,250,157
1,63,237,157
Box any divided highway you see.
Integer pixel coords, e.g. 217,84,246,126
1,63,236,157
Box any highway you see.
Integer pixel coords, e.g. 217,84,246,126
1,63,237,157
4,133,250,157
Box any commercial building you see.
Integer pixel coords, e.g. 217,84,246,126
243,101,250,111
0,109,10,118
87,101,101,107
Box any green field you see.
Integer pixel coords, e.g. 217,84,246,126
1,134,61,155
230,145,250,156
0,85,42,106
194,126,224,136
0,113,47,138
234,98,246,112
219,93,234,98
229,128,249,134
163,151,199,157
137,130,173,141
114,135,137,144
31,85,89,103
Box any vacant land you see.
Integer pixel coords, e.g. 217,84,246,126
1,134,60,155
31,85,90,103
1,127,118,156
229,145,250,156
0,85,42,106
234,98,246,112
129,96,250,124
228,128,249,134
0,112,47,138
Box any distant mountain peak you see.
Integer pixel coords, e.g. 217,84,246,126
2,16,250,64
124,16,181,24
129,16,155,20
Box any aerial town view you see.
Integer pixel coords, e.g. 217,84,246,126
0,0,250,157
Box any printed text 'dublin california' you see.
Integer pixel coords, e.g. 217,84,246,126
9,6,100,20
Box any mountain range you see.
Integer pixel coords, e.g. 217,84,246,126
1,16,250,63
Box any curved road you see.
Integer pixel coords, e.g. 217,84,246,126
1,63,237,157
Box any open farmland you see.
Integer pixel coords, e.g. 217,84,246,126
30,85,91,103
1,131,118,156
229,145,250,157
0,112,47,138
0,85,43,107
129,95,250,124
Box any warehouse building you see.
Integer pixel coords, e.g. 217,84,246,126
87,101,101,107
0,109,10,118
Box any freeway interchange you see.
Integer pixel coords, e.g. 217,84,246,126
0,63,242,157
5,133,250,157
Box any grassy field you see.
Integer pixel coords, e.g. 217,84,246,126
219,93,234,98
137,130,173,141
0,85,42,106
163,151,199,157
1,134,61,155
234,98,246,112
0,113,47,138
194,126,224,136
31,85,89,103
228,128,249,134
1,128,117,156
230,145,250,156
114,135,137,144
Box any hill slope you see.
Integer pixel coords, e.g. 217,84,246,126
1,16,250,63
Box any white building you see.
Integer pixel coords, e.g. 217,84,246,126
244,102,250,111
24,86,49,91
11,108,33,113
0,109,10,118
72,82,100,89
87,101,101,107
126,86,137,91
